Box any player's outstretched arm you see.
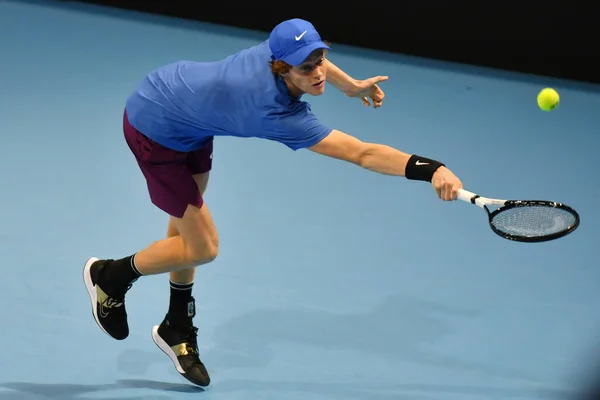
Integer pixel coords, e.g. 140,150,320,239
325,60,358,92
309,129,463,200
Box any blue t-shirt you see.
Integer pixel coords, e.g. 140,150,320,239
125,40,332,152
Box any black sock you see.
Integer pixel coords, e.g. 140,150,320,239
168,281,195,328
102,254,142,290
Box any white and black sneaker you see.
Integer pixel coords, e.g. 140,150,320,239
152,315,210,387
83,257,132,340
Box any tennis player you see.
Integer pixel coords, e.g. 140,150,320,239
83,18,463,387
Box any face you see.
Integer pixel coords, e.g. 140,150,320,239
283,50,328,97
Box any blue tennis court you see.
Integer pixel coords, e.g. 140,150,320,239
1,1,599,399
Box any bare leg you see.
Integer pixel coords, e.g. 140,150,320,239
149,171,212,387
167,172,210,285
132,172,215,275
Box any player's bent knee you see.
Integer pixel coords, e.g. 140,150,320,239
181,219,219,265
186,236,219,265
174,202,220,266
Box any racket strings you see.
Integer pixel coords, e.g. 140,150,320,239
490,204,577,238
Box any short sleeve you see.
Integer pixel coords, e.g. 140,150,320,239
261,102,333,151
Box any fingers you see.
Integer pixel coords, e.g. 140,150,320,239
435,185,443,199
451,183,463,200
435,182,463,201
354,77,387,108
431,168,463,201
442,183,451,201
369,85,385,108
365,75,389,86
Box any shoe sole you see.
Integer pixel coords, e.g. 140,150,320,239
151,326,187,375
83,257,112,339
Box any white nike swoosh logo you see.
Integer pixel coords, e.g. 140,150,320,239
415,161,429,165
295,30,307,41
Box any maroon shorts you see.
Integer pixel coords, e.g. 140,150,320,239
123,110,213,218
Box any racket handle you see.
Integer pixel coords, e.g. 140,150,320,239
457,189,478,203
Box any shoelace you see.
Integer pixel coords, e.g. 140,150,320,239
183,327,200,355
102,282,134,309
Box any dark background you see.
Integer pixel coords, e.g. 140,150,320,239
68,0,599,85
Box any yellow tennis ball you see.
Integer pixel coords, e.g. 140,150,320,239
537,88,560,111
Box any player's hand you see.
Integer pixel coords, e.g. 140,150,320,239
344,76,389,108
431,167,463,201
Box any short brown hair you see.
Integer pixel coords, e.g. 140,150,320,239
269,59,293,75
269,41,330,75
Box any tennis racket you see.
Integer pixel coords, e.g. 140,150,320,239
456,188,580,242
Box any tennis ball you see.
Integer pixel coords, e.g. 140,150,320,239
537,88,560,111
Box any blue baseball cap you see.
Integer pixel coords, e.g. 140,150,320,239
268,18,330,66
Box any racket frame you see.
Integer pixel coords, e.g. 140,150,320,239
456,189,580,242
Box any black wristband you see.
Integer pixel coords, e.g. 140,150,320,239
405,154,445,182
